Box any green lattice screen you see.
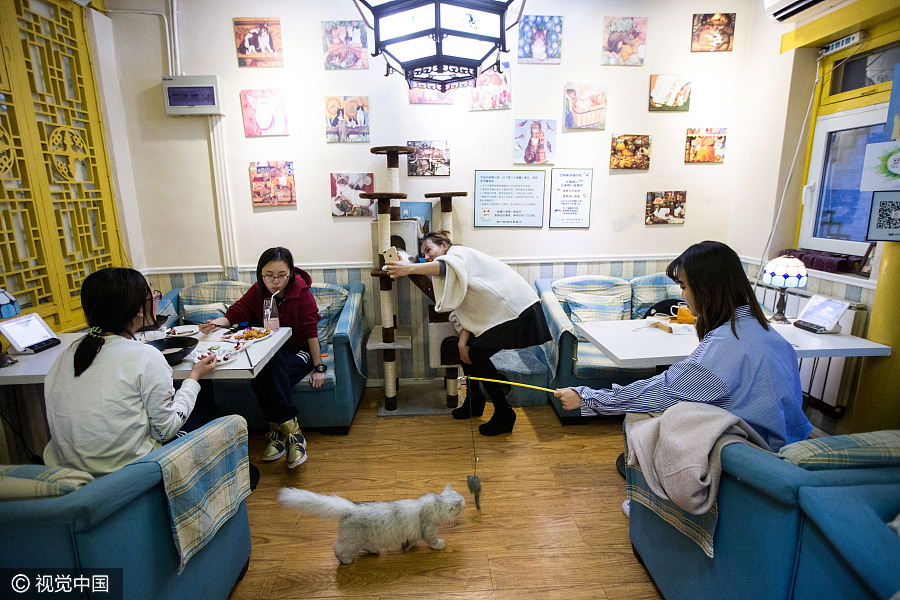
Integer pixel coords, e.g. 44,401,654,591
0,0,123,332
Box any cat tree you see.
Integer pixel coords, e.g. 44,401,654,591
423,191,468,407
362,146,472,411
361,145,416,411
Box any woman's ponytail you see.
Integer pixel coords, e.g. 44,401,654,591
73,327,105,376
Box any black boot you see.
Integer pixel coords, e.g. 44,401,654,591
479,405,516,436
452,383,486,419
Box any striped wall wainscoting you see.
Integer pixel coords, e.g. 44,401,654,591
147,257,875,381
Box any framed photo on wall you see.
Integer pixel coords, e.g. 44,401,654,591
474,170,545,227
549,169,592,228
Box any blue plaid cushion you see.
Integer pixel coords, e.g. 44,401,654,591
0,465,94,500
565,292,631,343
178,281,251,306
630,273,682,319
157,297,179,328
182,302,228,324
310,283,349,343
551,276,632,318
778,430,900,471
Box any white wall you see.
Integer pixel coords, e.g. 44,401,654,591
99,0,797,272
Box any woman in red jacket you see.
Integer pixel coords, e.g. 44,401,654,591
199,247,324,468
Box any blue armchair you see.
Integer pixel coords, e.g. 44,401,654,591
0,420,252,600
627,436,900,600
793,484,900,600
536,275,678,421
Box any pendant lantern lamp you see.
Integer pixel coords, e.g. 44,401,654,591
352,0,526,92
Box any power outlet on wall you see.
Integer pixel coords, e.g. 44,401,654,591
820,32,866,57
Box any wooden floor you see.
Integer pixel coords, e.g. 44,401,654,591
228,388,662,600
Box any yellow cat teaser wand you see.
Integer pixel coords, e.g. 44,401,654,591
457,376,557,510
462,376,556,394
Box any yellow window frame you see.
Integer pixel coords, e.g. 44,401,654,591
817,19,900,116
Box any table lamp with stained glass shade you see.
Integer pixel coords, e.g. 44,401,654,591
0,288,21,367
761,256,808,323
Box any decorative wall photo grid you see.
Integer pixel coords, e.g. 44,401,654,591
240,89,288,137
602,17,647,66
646,191,687,225
330,173,375,218
518,16,563,64
514,119,557,165
691,13,736,52
564,82,607,129
610,134,651,170
249,162,295,206
407,141,450,176
225,9,736,225
234,18,283,67
322,21,368,70
325,96,369,143
685,128,727,163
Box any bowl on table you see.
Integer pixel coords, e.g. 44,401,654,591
146,336,198,366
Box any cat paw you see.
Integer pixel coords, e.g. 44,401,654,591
336,555,356,565
429,539,446,550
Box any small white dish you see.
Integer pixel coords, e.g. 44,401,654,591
166,325,200,337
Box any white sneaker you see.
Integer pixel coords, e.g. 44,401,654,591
622,499,631,519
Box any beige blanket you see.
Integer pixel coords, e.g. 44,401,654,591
626,403,771,515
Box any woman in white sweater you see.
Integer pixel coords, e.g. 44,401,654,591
43,268,218,476
384,231,551,435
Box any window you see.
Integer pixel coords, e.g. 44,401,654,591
796,16,900,261
829,41,900,96
799,103,888,256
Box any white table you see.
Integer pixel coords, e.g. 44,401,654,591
573,319,892,369
0,327,292,384
0,327,291,463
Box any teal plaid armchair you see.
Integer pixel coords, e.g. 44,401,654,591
535,274,679,421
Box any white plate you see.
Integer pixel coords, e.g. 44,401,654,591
167,325,199,337
221,327,273,346
191,342,244,366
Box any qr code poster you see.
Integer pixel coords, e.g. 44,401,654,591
860,141,900,191
866,191,900,242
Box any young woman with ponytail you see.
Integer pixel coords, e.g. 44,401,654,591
43,267,218,476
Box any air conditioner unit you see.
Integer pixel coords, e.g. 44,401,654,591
764,0,842,22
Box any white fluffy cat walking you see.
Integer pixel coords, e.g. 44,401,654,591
278,484,465,564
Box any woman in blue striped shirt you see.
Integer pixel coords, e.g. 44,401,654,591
554,241,811,451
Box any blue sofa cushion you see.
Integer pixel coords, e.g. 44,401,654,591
0,465,94,500
310,283,349,346
778,430,900,471
182,301,228,324
551,275,632,319
630,273,682,319
178,281,251,306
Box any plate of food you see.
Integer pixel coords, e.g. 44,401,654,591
222,327,272,345
191,342,244,366
166,325,200,337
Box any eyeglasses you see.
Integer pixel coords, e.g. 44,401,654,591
150,290,162,301
262,273,290,282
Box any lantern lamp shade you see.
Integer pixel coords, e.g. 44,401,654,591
0,288,20,320
762,256,808,289
353,0,524,92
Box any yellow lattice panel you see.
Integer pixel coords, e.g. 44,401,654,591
0,0,124,333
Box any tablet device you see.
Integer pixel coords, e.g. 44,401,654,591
793,295,850,334
0,313,61,354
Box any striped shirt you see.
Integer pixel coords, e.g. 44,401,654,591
574,306,812,451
